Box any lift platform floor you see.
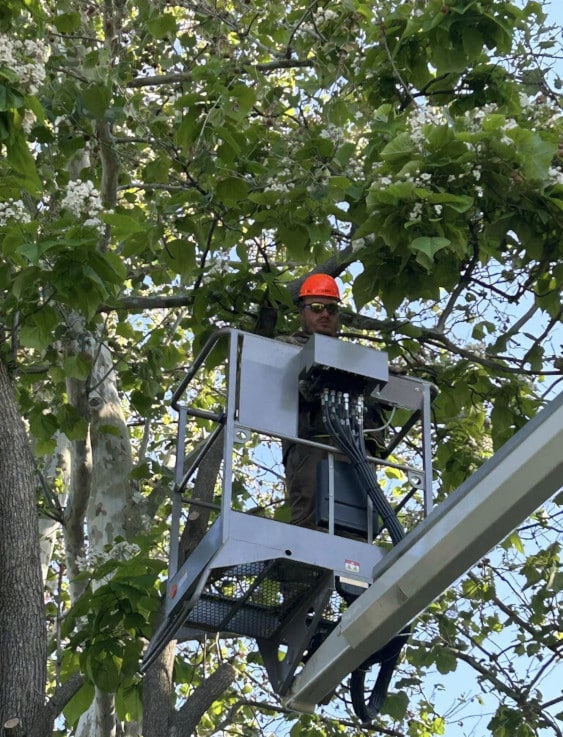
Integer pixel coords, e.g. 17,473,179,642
181,559,343,641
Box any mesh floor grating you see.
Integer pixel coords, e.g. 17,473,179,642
184,559,343,639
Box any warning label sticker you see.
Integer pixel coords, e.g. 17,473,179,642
345,559,360,573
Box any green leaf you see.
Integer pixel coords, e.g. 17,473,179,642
512,129,556,181
103,211,146,235
462,27,484,59
115,684,143,722
162,238,196,277
62,682,95,727
549,572,563,593
523,342,544,372
380,132,415,163
1,223,26,257
426,123,454,149
432,43,469,74
380,279,405,314
433,193,474,213
28,408,58,441
381,690,409,719
147,12,177,38
500,531,524,553
130,389,154,414
81,83,112,118
57,403,88,441
175,111,202,152
471,320,495,340
15,240,42,264
19,325,48,350
63,354,93,381
367,180,416,207
18,306,58,349
400,323,423,338
215,176,249,204
277,224,309,257
52,11,81,33
409,236,450,269
435,647,457,674
6,127,40,191
86,646,121,691
88,250,127,284
334,141,357,166
0,83,24,111
231,83,256,115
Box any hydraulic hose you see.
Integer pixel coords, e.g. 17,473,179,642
321,389,405,544
320,388,410,723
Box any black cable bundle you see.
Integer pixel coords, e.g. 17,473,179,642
320,388,410,724
321,389,404,545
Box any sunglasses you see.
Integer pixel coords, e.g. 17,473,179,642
301,302,339,315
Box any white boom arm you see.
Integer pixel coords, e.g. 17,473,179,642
285,392,563,712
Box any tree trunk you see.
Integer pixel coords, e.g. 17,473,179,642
142,643,175,737
0,360,46,731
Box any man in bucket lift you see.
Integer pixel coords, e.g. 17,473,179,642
279,276,409,717
279,273,384,530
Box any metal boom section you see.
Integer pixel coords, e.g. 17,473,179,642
285,390,563,710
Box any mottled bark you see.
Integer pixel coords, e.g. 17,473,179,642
64,369,92,601
87,342,136,551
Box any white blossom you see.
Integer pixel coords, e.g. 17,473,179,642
548,167,563,185
61,179,103,218
0,199,31,226
0,34,50,96
83,217,104,229
407,105,447,149
314,7,338,24
21,109,37,134
319,122,342,141
351,237,365,251
409,201,424,221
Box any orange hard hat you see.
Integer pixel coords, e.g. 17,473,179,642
298,273,340,300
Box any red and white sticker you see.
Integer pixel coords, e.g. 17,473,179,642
345,559,360,573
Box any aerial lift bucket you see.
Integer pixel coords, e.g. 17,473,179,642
141,328,436,712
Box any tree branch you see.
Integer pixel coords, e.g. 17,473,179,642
127,58,314,89
171,662,237,736
467,571,560,655
29,673,84,737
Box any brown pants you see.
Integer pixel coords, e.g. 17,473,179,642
283,442,327,528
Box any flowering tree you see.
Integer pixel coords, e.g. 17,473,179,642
0,0,562,736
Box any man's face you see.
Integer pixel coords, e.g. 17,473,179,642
299,297,339,336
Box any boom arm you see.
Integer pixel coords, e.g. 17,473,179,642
285,391,563,711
